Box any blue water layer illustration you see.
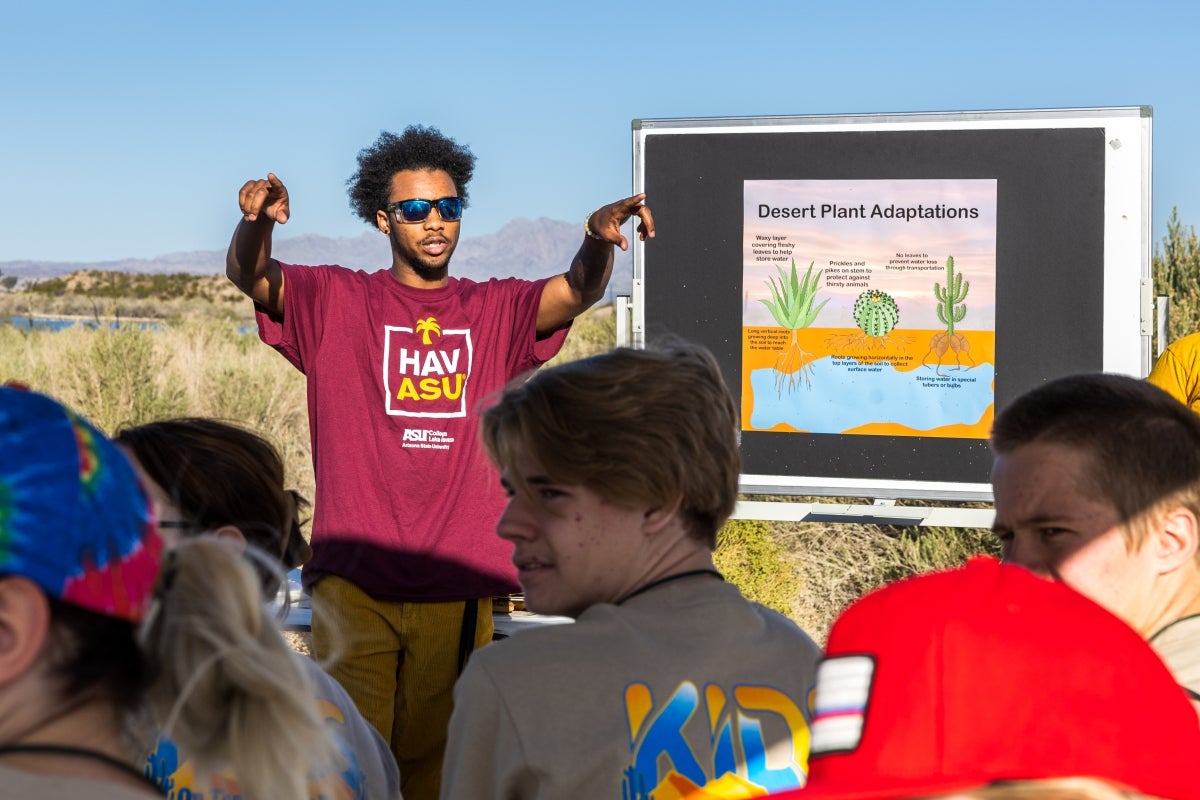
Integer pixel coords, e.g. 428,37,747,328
749,357,995,433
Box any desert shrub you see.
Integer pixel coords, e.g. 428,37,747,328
890,525,1000,574
184,326,313,498
27,277,70,295
158,320,313,500
547,305,616,365
3,323,188,429
0,325,55,388
62,325,188,432
715,519,801,616
712,498,997,642
786,521,999,644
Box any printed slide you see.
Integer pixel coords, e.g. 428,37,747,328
742,179,997,438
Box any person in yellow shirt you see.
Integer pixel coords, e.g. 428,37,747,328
1148,331,1200,412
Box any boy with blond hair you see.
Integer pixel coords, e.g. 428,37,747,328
441,341,822,799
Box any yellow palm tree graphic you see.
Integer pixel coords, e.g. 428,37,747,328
414,316,441,346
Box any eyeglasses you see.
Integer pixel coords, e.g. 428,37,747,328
384,197,463,223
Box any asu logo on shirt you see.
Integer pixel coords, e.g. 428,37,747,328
382,316,474,418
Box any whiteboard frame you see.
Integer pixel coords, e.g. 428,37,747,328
629,107,1153,504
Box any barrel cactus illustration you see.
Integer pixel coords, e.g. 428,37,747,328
853,289,900,338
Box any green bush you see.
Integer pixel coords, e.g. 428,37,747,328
27,277,69,295
547,306,616,366
62,326,188,432
715,519,801,616
1153,207,1200,347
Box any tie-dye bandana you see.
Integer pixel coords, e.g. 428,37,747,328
0,387,162,622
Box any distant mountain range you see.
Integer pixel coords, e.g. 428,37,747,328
0,217,635,299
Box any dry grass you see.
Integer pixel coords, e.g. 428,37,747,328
0,318,313,503
0,271,997,642
784,522,998,643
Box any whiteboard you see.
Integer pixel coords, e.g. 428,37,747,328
630,107,1152,502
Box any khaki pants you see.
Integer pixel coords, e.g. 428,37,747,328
311,575,493,800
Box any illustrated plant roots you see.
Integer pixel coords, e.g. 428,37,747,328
922,255,976,375
773,329,816,393
761,259,829,394
826,288,911,353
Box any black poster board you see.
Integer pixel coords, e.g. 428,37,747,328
631,109,1152,501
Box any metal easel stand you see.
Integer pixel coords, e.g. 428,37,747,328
731,498,994,529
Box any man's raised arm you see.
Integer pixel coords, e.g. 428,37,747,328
226,172,290,316
536,193,654,335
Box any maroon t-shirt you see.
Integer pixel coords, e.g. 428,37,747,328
256,264,568,601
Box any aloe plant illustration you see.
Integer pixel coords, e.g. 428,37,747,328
761,259,829,393
922,255,976,375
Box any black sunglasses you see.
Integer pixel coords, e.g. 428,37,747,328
384,197,463,223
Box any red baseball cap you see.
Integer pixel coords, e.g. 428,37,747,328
772,557,1199,800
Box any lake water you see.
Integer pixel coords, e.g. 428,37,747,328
2,316,258,334
3,315,162,332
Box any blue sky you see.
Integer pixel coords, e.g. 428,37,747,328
2,0,1197,263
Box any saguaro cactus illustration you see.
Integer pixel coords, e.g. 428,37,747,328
934,255,969,335
923,256,976,375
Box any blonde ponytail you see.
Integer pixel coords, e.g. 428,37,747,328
139,538,340,800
